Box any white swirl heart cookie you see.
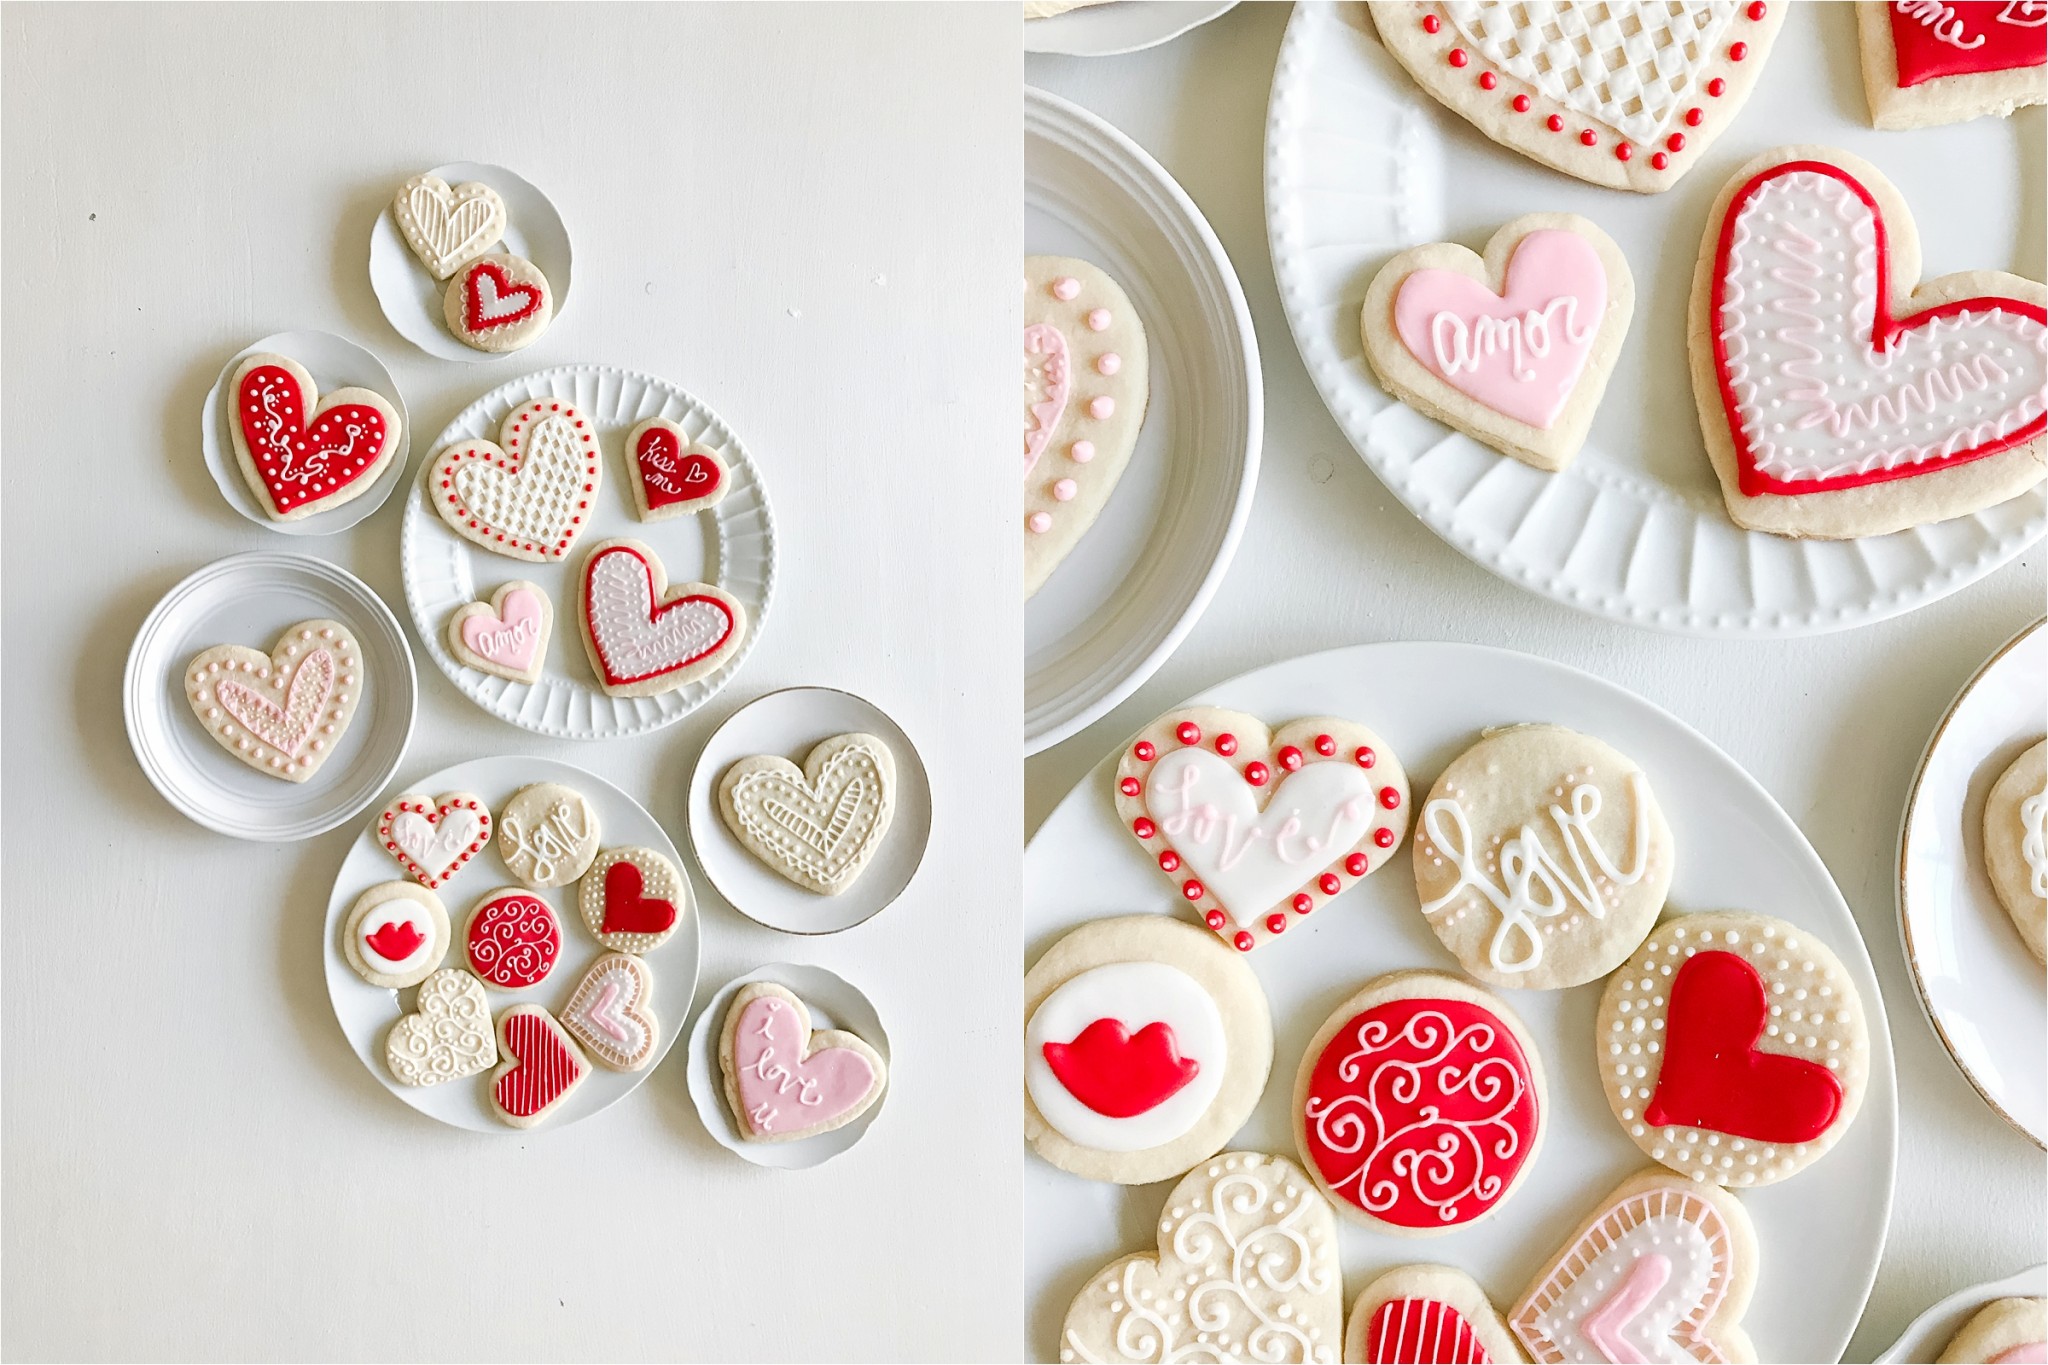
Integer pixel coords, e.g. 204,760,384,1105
1984,739,2047,964
575,537,747,697
718,732,895,895
376,790,491,889
625,416,729,521
1345,1265,1527,1365
561,952,658,1072
1024,256,1148,598
719,981,887,1143
227,352,401,521
496,781,602,889
1372,1,1787,193
443,252,552,353
1689,145,2047,539
385,968,497,1086
1114,707,1409,953
446,580,552,684
1362,214,1634,472
1059,1151,1343,1365
429,398,602,562
184,618,362,783
341,882,449,990
1510,1168,1759,1364
490,1004,589,1129
1857,0,2048,130
392,172,506,279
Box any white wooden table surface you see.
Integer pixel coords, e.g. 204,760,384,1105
1027,8,2046,1362
1,6,1019,1360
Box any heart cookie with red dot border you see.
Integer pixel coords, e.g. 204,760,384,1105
626,416,729,521
375,791,491,889
577,845,687,954
1113,706,1409,952
577,538,748,698
489,1004,589,1128
1345,1264,1525,1365
1857,0,2047,129
184,618,363,784
443,252,552,353
429,398,602,562
228,352,401,521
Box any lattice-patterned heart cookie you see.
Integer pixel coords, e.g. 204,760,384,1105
392,172,506,279
185,618,363,783
429,398,601,562
718,732,896,895
1372,1,1787,193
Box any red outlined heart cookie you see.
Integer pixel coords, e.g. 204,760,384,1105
1372,1,1787,193
443,253,552,353
429,398,601,562
1690,146,2047,538
626,416,729,520
575,537,747,698
1113,707,1409,953
1858,1,2048,128
385,968,497,1087
184,618,362,783
376,791,491,889
576,845,686,953
462,888,562,990
489,1005,589,1128
341,882,450,989
560,952,658,1072
228,353,401,520
1346,1264,1524,1365
1511,1169,1759,1364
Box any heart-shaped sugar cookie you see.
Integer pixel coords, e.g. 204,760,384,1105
430,399,601,562
1858,1,2048,129
392,173,506,279
228,353,401,520
1345,1264,1525,1365
561,952,658,1072
185,618,363,783
446,580,552,684
626,416,729,520
385,969,497,1086
576,538,747,697
719,982,887,1142
717,732,896,895
376,791,491,889
489,1005,589,1128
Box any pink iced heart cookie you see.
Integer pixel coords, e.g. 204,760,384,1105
1364,214,1634,471
446,579,553,684
719,982,886,1143
561,952,658,1072
429,398,601,562
184,618,363,783
1690,146,2047,538
376,791,492,889
575,537,747,698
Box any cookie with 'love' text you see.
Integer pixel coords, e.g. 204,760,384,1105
719,981,887,1143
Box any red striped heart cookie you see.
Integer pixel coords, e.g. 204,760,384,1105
1346,1265,1522,1365
489,1005,588,1128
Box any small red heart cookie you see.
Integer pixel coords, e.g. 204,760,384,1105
489,1005,588,1128
443,252,553,353
1858,0,2048,129
1346,1264,1524,1365
228,352,401,520
429,398,602,563
625,416,730,520
576,845,687,953
375,791,491,889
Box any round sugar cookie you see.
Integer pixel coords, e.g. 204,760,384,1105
496,781,602,888
341,881,449,989
1983,739,2047,965
443,251,552,352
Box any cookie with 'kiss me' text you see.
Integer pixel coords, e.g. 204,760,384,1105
625,416,728,521
1857,0,2047,129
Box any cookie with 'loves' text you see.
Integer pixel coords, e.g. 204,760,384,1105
1345,1265,1527,1365
429,398,603,562
1024,915,1271,1185
576,538,747,698
1114,707,1410,953
228,352,401,521
1857,1,2047,129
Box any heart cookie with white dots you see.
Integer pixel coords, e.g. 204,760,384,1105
184,618,363,783
428,398,601,562
228,352,401,521
393,173,506,280
717,732,896,895
560,952,658,1072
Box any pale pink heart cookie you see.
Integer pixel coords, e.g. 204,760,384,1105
625,416,729,521
446,580,553,684
560,952,658,1072
489,1004,588,1129
428,398,602,562
375,791,492,889
1364,214,1634,472
1938,1297,2048,1365
227,352,401,521
341,881,450,990
392,172,505,280
1690,145,2047,539
184,618,363,783
442,252,552,353
718,981,886,1143
575,537,747,698
1372,1,1788,193
1857,0,2048,130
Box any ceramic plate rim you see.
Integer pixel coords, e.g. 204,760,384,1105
1873,1262,2047,1364
1023,0,1240,56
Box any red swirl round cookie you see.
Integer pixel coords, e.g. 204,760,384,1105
462,888,562,990
1595,910,1870,1186
1292,970,1544,1234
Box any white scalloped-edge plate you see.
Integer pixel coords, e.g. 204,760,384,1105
1024,0,1237,56
1265,1,2045,637
399,364,775,739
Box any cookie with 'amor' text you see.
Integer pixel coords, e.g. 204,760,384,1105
719,981,887,1143
227,352,401,521
625,416,728,520
718,732,895,895
1294,971,1544,1234
446,581,552,684
1024,915,1272,1185
1345,1265,1527,1365
1413,724,1673,991
341,882,450,989
489,1005,588,1128
1689,146,2047,539
444,252,552,352
1114,707,1409,953
1362,214,1633,472
577,845,687,954
576,538,747,698
1595,911,1870,1187
1857,1,2047,129
185,619,363,783
1937,1296,2048,1365
1984,739,2048,963
428,398,602,562
393,172,506,279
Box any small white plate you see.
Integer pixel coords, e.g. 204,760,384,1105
1875,1262,2047,1363
1024,0,1238,56
1899,617,2048,1148
684,963,891,1169
323,755,701,1134
399,363,776,739
367,161,573,364
685,687,933,935
1265,2,2045,636
200,331,412,535
124,552,416,840
1026,86,1261,755
1024,641,1897,1364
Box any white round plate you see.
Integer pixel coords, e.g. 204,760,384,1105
124,552,415,841
1875,1262,2047,1363
1265,2,2045,637
685,687,932,935
684,962,890,1169
324,755,701,1134
1024,0,1238,56
368,161,573,364
399,363,776,739
1026,86,1260,755
200,330,412,535
1899,617,2048,1148
1024,641,1897,1364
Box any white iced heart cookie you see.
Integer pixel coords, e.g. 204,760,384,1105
185,618,363,783
375,790,491,889
1059,1151,1343,1365
227,352,401,521
1114,707,1409,953
341,881,450,990
446,580,552,684
496,782,601,889
1345,1264,1526,1365
1510,1168,1759,1365
428,398,602,563
1362,213,1634,472
718,732,896,895
718,981,887,1143
385,968,496,1086
575,537,748,698
1372,1,1787,193
1857,1,2048,130
1690,145,2047,539
1023,255,1148,598
443,252,552,353
392,172,506,279
561,952,658,1072
1984,739,2048,964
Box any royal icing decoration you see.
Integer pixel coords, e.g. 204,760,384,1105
496,782,602,888
1366,1300,1493,1365
717,732,895,896
431,399,601,562
464,892,561,990
2021,788,2048,899
448,581,551,683
230,355,398,519
725,988,884,1140
561,953,658,1072
1643,951,1843,1142
1026,961,1228,1153
385,969,496,1086
342,881,449,989
1059,1153,1342,1365
1888,1,2047,86
376,792,490,889
627,416,728,519
392,173,505,279
1300,993,1538,1229
490,1006,588,1127
577,538,746,694
184,619,362,783
576,846,685,953
461,257,544,331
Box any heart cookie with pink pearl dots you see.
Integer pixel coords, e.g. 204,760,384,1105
184,618,363,783
1023,255,1148,598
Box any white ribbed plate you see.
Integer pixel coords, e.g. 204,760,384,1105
1265,2,2045,636
1875,1263,2047,1364
1024,0,1238,56
400,364,775,738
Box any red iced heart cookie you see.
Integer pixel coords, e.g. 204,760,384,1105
1643,950,1842,1142
628,417,729,520
575,537,747,697
462,257,542,331
489,1006,588,1128
1860,1,2048,128
228,353,400,520
376,791,491,889
1042,1019,1198,1118
576,846,687,954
